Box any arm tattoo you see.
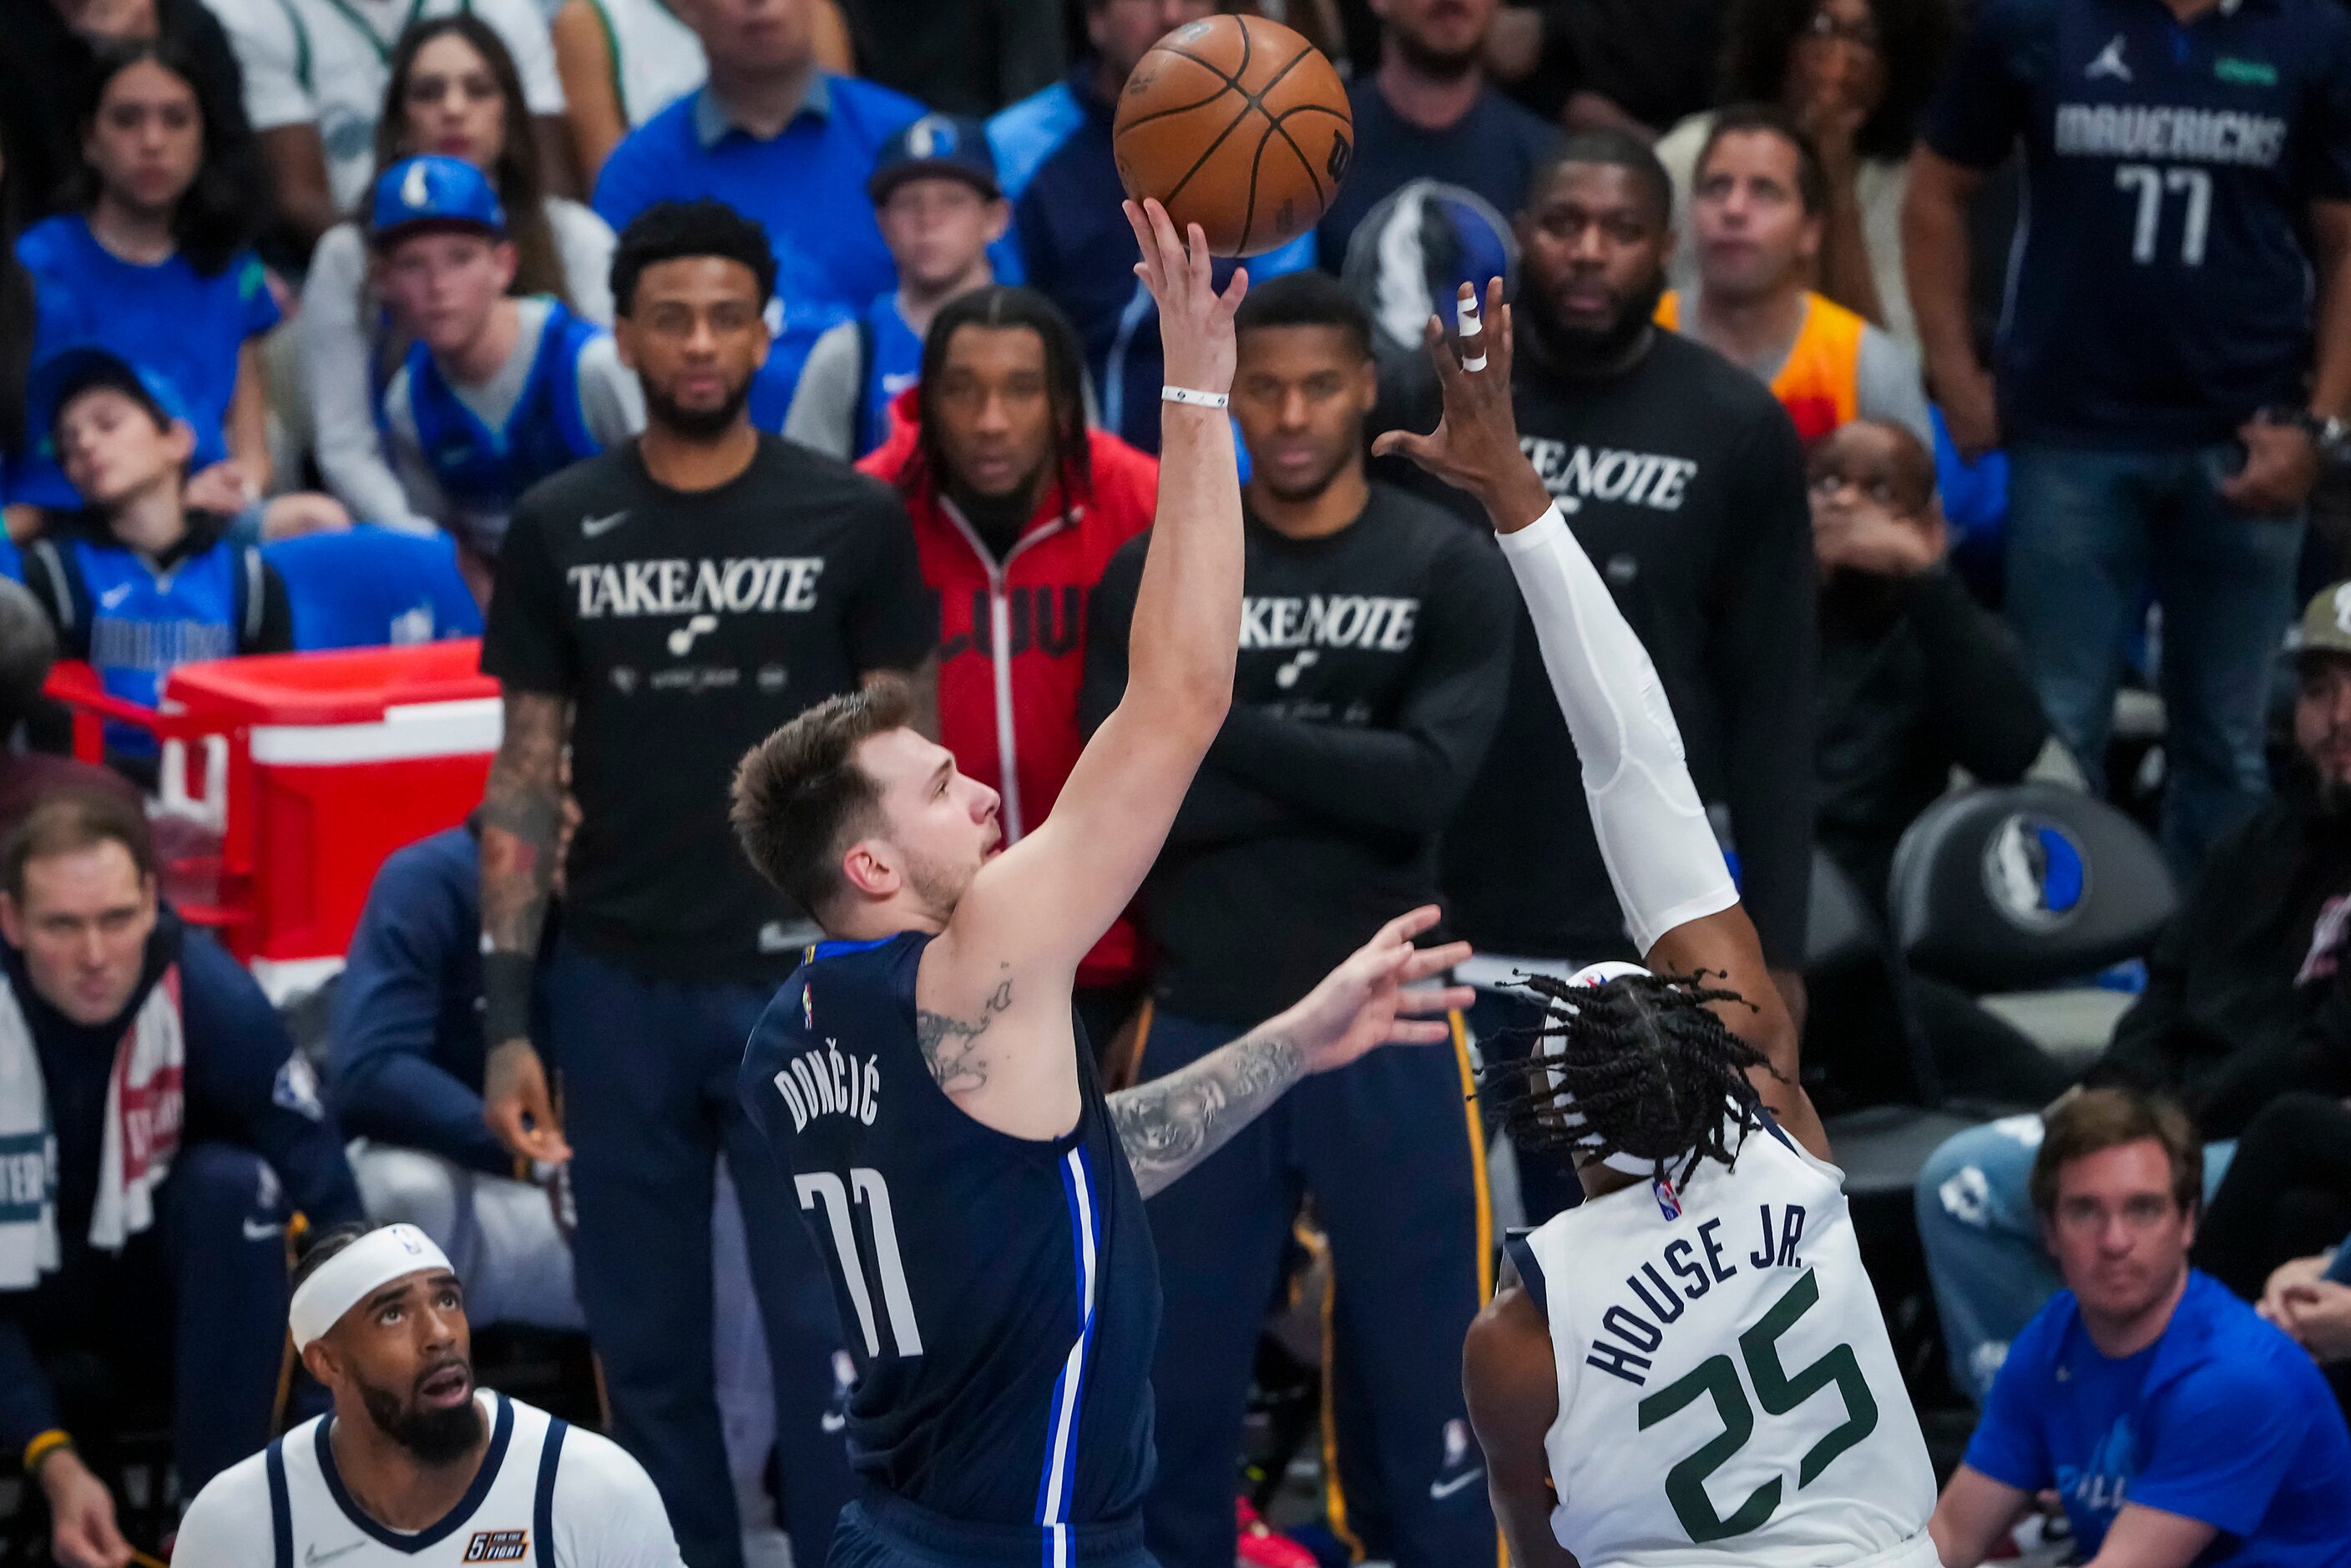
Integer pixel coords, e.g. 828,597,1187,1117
916,974,1011,1095
480,692,569,1039
1109,1027,1304,1199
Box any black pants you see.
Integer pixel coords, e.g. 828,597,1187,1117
2196,1092,2351,1300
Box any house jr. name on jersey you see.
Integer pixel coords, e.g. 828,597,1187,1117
567,557,827,619
1521,438,1699,516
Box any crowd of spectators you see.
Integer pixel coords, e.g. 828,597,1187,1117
5,0,2351,1564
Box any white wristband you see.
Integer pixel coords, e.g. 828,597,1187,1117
1161,386,1228,409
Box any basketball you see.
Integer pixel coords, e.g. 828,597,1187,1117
1112,15,1353,259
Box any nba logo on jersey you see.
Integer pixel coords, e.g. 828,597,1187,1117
1652,1177,1681,1221
802,983,814,1031
461,1530,528,1562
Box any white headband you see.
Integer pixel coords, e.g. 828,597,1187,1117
290,1224,455,1349
1534,961,1671,1176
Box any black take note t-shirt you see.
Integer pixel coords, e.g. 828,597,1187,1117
1082,484,1514,1025
1388,330,1818,968
483,435,934,984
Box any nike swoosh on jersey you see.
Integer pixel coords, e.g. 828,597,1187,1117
581,510,629,538
1428,1467,1484,1500
306,1540,366,1565
243,1217,286,1242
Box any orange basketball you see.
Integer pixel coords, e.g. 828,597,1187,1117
1112,14,1353,259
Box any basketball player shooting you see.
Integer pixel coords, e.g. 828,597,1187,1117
1377,284,1940,1567
727,200,1472,1568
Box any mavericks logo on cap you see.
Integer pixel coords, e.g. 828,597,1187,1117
402,160,434,210
1983,815,2088,932
908,115,955,158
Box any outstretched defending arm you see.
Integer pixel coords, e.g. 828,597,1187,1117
1375,282,1824,1159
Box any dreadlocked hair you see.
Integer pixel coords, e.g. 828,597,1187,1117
1481,969,1777,1188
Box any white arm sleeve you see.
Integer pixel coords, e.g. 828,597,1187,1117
552,1429,689,1568
1496,503,1737,954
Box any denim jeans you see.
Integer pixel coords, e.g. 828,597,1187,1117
2004,442,2303,874
1915,1115,2237,1401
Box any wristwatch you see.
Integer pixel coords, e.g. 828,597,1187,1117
2292,408,2351,468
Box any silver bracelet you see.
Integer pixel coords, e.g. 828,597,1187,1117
1161,386,1229,409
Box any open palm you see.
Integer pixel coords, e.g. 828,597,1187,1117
1288,905,1475,1075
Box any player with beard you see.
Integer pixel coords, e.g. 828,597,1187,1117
174,1223,686,1565
1386,132,1816,1224
1086,269,1514,1568
1313,0,1560,266
477,200,935,1568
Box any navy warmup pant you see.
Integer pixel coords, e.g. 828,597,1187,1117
1131,1009,1499,1568
549,937,852,1568
28,1142,295,1493
829,1492,1160,1568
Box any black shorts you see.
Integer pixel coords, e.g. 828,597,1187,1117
829,1493,1159,1568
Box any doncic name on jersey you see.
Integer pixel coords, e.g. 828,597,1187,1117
769,981,881,1132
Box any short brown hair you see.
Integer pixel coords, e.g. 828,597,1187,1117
2029,1087,2202,1221
2,789,156,900
731,682,915,919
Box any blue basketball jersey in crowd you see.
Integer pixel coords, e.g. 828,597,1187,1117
856,293,925,458
404,300,607,530
738,933,1159,1542
29,527,261,751
1924,0,2351,445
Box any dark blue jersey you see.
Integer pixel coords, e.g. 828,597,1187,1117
738,932,1159,1541
1924,0,2351,446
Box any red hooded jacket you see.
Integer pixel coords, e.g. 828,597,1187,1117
859,387,1157,985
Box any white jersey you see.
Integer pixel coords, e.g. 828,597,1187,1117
580,0,705,129
1514,1113,1936,1568
172,1392,685,1568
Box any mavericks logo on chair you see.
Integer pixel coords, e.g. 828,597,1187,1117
1981,815,2088,932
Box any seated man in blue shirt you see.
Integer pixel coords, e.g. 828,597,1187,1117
375,156,644,589
330,822,580,1333
591,0,926,427
0,791,362,1568
1930,1087,2351,1567
988,0,1315,453
20,349,295,764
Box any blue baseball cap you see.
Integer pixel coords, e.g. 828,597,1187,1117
31,346,191,443
370,155,508,248
867,114,1000,204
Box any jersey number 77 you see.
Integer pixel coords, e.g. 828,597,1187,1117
1635,1268,1879,1543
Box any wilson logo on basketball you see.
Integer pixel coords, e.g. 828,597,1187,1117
462,1530,528,1562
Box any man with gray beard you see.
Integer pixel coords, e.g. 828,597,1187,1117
1379,132,1815,1224
1917,582,2351,1404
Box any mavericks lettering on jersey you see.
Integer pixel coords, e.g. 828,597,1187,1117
566,557,827,619
2054,104,2287,167
1587,1202,1810,1387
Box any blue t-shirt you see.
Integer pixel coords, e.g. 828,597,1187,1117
1965,1270,2351,1564
592,74,926,430
1924,0,2351,447
990,65,1315,453
8,215,281,508
1313,76,1560,269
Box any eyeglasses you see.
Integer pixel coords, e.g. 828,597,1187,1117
1804,9,1882,50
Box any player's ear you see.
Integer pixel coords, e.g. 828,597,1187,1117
299,1338,337,1389
840,839,898,901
